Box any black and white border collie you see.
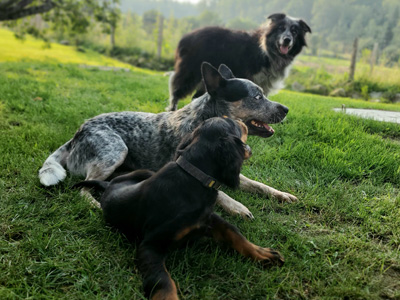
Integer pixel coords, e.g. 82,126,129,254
167,13,311,111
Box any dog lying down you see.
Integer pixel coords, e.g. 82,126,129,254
39,62,297,219
74,117,284,300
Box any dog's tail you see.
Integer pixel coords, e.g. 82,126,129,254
165,71,175,98
39,140,71,186
73,180,110,192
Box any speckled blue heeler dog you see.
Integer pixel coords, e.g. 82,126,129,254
39,62,297,218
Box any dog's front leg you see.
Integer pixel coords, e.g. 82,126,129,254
137,242,178,300
239,174,298,202
207,213,284,266
216,191,254,219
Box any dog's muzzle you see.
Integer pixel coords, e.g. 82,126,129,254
279,35,293,55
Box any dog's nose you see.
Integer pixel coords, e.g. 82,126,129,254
283,37,291,45
280,105,289,115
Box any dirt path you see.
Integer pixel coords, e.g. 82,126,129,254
333,108,400,124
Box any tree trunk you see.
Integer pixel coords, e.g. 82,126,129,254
370,42,379,74
349,37,358,82
110,24,115,50
157,15,164,59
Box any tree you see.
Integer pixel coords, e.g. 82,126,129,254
142,9,159,35
0,0,56,21
94,0,120,49
0,0,120,45
226,17,257,31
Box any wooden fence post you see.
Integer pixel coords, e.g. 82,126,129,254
349,37,358,82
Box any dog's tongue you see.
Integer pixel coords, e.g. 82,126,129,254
263,123,275,133
280,45,289,55
251,120,275,134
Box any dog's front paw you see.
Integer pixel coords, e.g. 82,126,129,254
255,247,285,267
236,205,254,219
217,192,254,219
227,201,254,219
80,189,101,209
272,191,298,203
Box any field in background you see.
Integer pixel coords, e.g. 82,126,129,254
294,54,400,87
1,30,400,299
285,52,400,103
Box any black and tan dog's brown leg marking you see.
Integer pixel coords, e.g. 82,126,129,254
137,242,179,300
207,213,284,266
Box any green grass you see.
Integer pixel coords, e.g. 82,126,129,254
1,31,400,299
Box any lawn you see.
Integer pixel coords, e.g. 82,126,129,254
1,29,400,299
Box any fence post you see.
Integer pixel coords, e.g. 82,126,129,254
349,37,358,82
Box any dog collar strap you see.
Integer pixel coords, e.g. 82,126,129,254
176,156,221,189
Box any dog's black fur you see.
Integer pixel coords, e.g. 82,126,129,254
74,118,284,300
168,13,311,110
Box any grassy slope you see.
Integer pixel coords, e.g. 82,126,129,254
1,29,400,299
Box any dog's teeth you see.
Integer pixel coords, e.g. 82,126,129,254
251,120,266,128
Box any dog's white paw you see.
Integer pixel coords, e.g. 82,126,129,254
217,192,254,219
271,191,298,203
227,201,254,219
239,174,298,203
39,162,66,186
80,189,101,209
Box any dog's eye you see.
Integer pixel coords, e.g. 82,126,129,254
278,25,285,31
255,94,262,100
291,29,298,35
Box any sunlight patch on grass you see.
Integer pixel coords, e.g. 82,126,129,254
0,28,156,75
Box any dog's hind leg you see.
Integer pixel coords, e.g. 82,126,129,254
39,140,71,186
81,147,128,208
216,191,254,219
167,69,199,111
239,174,298,202
137,242,178,300
207,213,284,266
191,82,206,100
68,132,129,208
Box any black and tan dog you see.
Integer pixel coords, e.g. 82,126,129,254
74,117,284,300
168,13,311,111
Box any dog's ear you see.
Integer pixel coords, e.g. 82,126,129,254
201,62,226,97
299,19,311,34
174,132,195,160
267,13,286,23
218,64,235,79
219,80,249,102
216,136,245,189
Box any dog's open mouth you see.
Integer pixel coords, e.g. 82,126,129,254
246,120,275,137
279,45,290,55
